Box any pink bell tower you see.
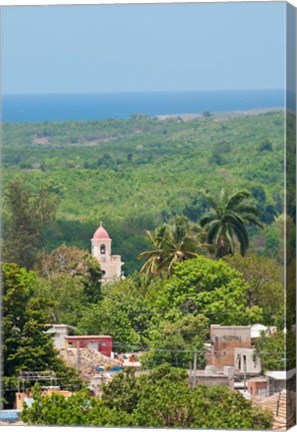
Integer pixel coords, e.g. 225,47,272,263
91,222,123,282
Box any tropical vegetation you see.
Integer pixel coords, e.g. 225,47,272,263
22,365,273,429
2,263,82,407
2,111,288,273
200,188,263,257
137,215,208,277
1,111,294,428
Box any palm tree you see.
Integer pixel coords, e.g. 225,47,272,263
200,188,263,258
137,216,208,278
137,224,168,277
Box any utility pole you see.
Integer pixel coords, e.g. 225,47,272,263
243,355,247,392
193,352,197,388
76,341,81,371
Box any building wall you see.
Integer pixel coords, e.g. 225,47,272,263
92,239,123,281
65,336,112,357
46,326,71,350
92,239,112,258
100,260,122,280
191,374,234,389
16,389,73,410
16,393,33,410
45,389,73,398
247,379,268,397
265,371,296,396
268,378,286,395
207,325,251,369
234,347,261,375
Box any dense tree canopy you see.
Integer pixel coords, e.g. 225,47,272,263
22,364,273,429
154,256,263,325
254,330,295,372
35,244,102,303
224,254,283,325
2,112,285,273
3,179,58,269
77,276,154,351
33,273,87,326
21,383,130,426
2,263,81,408
141,314,209,369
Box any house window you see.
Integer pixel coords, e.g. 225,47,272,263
100,244,106,254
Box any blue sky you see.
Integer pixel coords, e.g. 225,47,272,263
2,2,286,94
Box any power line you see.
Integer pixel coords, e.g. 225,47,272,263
95,340,296,356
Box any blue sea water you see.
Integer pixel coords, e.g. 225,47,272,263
2,90,284,123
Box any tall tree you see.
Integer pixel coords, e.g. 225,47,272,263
253,330,295,372
137,225,168,277
155,256,263,326
4,178,58,269
137,216,207,277
2,263,81,408
77,275,155,352
35,244,102,303
224,254,283,325
200,188,263,258
33,274,87,326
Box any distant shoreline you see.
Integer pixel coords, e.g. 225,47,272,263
3,90,284,123
3,106,284,124
156,106,284,122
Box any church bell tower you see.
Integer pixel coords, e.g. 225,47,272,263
91,222,123,282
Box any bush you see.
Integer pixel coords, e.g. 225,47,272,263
258,140,273,152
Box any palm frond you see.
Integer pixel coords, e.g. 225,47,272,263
137,249,162,260
226,190,251,210
200,214,216,227
243,215,264,229
205,195,219,213
207,220,221,244
221,187,228,202
232,223,249,256
225,226,235,255
236,204,261,217
222,212,245,225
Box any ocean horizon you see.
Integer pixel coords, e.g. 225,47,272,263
2,89,285,123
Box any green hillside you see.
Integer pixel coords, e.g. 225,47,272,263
2,111,286,273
